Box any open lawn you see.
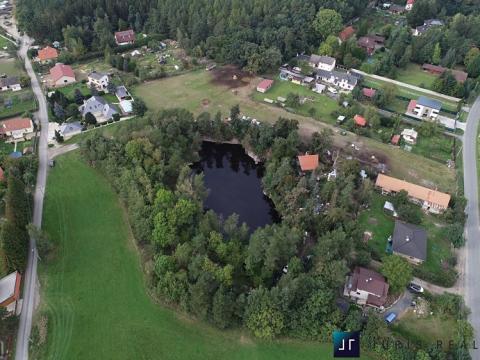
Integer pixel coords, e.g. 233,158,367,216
392,310,456,347
0,89,37,119
57,82,90,100
396,64,438,89
251,78,339,124
358,192,454,281
36,151,368,360
0,58,24,77
132,69,456,193
410,133,454,164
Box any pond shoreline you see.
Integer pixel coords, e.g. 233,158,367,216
202,137,261,164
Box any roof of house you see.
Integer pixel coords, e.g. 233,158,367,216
88,71,108,81
59,121,82,136
350,267,389,306
0,271,21,306
0,76,19,87
257,79,274,90
103,103,118,118
297,154,319,171
80,96,106,115
0,166,4,181
362,88,376,98
416,19,444,34
375,173,451,208
357,36,376,49
339,26,355,41
115,85,129,98
38,46,58,61
315,69,358,86
390,4,405,12
50,63,75,82
354,114,367,126
119,100,133,113
392,220,427,261
115,29,135,43
407,0,415,4
0,117,32,134
417,96,442,110
407,99,417,112
310,54,336,66
422,63,468,83
401,128,418,139
391,134,401,145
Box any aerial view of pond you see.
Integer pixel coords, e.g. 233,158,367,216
193,141,280,231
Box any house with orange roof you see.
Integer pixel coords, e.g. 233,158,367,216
354,114,367,127
339,26,355,42
37,46,58,63
375,173,450,213
297,154,319,172
0,117,34,141
405,0,415,11
49,63,76,88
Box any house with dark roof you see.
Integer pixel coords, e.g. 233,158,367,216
391,220,427,264
406,96,442,120
344,267,389,308
422,63,468,83
59,121,83,139
309,55,336,71
79,96,118,123
315,69,358,91
357,36,385,56
0,76,21,91
413,19,444,36
115,29,135,45
115,85,132,101
279,67,305,84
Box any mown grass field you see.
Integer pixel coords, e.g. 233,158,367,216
131,69,457,193
0,58,23,77
396,64,438,89
36,151,364,360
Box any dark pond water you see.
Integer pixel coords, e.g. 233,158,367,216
193,141,280,231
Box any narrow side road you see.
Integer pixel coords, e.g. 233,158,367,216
3,24,50,360
463,96,480,360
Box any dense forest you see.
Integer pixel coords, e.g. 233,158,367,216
79,108,472,358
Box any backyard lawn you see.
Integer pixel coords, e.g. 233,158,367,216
396,64,438,89
0,58,24,77
35,151,369,360
0,89,37,119
358,192,454,282
250,78,339,124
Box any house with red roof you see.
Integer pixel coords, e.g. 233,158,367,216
0,167,5,182
354,114,367,127
256,79,274,93
422,63,468,83
37,46,58,63
362,88,376,99
115,29,135,46
297,154,319,172
49,63,76,88
339,26,355,42
0,117,34,141
391,134,401,146
405,0,415,11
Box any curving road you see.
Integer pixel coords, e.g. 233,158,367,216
3,20,49,360
463,97,480,360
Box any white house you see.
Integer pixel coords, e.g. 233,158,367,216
87,71,110,92
309,55,336,71
80,96,106,118
0,76,21,92
401,128,418,144
0,117,34,142
49,63,76,88
315,69,358,91
406,96,442,120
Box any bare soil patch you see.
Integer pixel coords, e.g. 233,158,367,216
210,65,251,88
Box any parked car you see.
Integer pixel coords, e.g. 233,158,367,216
384,312,397,324
408,282,424,294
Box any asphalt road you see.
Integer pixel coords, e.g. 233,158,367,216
5,25,50,360
464,97,480,359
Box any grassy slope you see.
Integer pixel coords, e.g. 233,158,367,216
133,70,457,193
39,151,362,360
